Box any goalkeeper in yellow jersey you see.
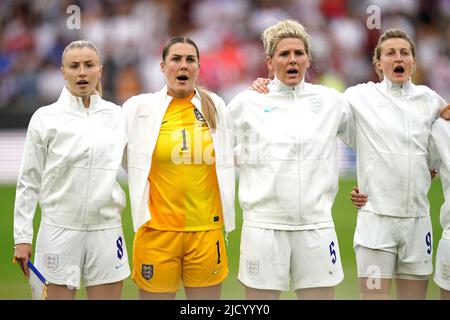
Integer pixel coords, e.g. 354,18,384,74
123,36,235,299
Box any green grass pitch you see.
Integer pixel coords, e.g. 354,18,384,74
0,179,444,299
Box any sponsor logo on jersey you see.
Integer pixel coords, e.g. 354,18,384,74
142,264,153,280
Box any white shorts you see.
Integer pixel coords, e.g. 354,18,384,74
434,238,450,291
238,224,344,291
355,246,428,280
35,223,130,289
354,210,433,277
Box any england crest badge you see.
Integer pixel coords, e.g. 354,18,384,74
193,108,206,122
101,112,115,128
246,259,259,276
310,97,323,114
415,100,430,116
45,254,58,272
142,264,153,280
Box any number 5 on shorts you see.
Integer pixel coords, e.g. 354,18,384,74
329,241,337,264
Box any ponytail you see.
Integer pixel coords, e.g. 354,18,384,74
195,85,217,130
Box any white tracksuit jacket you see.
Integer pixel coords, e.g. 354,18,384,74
123,87,235,233
344,79,446,218
430,118,450,240
14,87,127,244
227,77,354,229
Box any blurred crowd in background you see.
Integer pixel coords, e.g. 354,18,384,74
1,0,450,128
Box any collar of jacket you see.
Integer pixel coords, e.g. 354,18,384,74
268,76,306,94
381,77,412,94
58,86,101,110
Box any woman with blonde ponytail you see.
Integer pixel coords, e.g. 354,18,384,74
123,36,235,300
13,40,130,300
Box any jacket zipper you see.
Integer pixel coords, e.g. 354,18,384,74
82,107,93,227
292,90,302,224
405,93,411,215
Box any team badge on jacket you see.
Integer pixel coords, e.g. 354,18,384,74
415,100,431,116
193,108,206,122
142,264,153,280
310,97,323,114
101,112,115,128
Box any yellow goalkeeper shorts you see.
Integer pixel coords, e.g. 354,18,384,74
132,227,228,293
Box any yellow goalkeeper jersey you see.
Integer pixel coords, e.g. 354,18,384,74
146,93,223,231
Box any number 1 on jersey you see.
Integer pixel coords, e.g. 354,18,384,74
181,129,188,151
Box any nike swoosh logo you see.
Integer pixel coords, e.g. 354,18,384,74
138,114,150,118
263,106,280,112
213,267,222,275
115,263,126,269
162,120,168,124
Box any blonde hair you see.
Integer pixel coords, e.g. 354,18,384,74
62,40,103,96
162,36,217,129
262,19,312,59
372,28,416,79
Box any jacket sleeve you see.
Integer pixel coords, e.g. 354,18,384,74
121,95,141,173
337,94,356,150
429,119,445,172
14,112,47,244
121,144,128,173
120,107,129,173
433,91,447,119
226,94,244,166
211,94,235,168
